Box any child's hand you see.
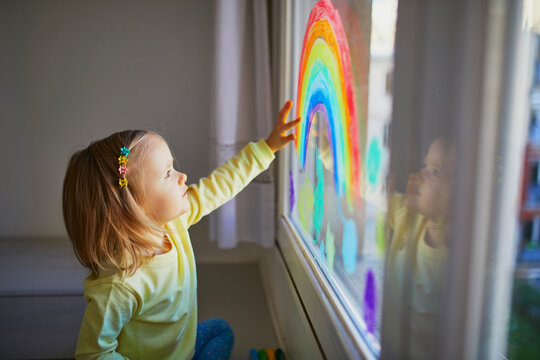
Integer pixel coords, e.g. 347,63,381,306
265,101,302,153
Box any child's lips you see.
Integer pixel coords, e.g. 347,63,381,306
407,184,420,195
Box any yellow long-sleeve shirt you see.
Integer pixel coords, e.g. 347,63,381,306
382,194,448,360
75,139,275,360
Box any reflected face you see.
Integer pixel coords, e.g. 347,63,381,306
405,138,455,219
140,135,190,226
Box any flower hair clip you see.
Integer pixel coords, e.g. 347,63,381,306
118,147,130,187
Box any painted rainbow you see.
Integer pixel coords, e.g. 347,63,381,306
295,0,361,205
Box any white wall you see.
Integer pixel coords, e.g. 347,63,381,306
0,0,214,238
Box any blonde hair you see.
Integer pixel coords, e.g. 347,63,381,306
62,130,167,277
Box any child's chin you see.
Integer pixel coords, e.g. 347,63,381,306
405,195,417,209
405,197,427,216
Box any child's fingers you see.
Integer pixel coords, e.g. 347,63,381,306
282,117,301,131
278,101,293,122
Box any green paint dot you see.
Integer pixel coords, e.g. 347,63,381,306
298,176,315,236
367,139,382,186
313,152,325,241
376,213,386,255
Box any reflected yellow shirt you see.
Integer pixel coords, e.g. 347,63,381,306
384,194,448,360
75,140,275,360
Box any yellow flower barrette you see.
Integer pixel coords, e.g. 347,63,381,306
118,147,130,187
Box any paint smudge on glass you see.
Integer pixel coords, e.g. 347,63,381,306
318,239,326,261
367,139,382,186
342,218,358,274
376,213,386,255
313,152,325,241
289,171,295,213
363,269,377,334
298,176,315,237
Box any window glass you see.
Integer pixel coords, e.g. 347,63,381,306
506,33,540,359
287,0,398,354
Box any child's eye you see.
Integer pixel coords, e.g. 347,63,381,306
432,169,441,177
165,169,172,179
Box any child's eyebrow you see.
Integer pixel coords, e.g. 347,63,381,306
164,158,174,171
423,158,443,170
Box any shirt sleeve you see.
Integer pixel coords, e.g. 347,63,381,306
75,283,139,360
185,139,275,227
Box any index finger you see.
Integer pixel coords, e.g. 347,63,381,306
278,101,293,123
282,117,302,131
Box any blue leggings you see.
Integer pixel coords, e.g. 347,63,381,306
192,318,234,360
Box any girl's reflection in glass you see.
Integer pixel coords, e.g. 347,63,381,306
383,137,455,360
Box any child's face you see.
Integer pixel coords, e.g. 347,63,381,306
139,135,190,226
405,138,455,219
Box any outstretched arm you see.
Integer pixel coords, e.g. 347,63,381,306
185,101,301,227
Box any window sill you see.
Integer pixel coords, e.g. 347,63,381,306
277,216,377,359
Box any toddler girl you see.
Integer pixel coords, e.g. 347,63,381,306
62,101,300,360
382,137,455,360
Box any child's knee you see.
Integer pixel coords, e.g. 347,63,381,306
210,318,231,330
212,319,234,345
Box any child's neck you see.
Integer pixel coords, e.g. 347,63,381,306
424,219,447,249
155,235,172,255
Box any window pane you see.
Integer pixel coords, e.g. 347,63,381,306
505,33,540,359
462,4,538,359
287,0,398,355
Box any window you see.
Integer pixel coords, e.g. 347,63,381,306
282,0,398,356
501,32,540,359
276,1,538,359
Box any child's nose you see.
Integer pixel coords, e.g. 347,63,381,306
412,171,424,183
178,172,187,185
